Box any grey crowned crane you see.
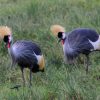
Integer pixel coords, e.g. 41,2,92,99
2,27,45,86
50,25,100,73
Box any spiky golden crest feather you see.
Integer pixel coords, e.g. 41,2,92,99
50,25,65,36
0,26,12,40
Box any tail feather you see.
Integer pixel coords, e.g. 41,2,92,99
50,25,65,36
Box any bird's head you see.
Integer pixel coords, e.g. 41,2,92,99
0,26,12,48
57,32,66,43
50,25,66,44
3,35,12,48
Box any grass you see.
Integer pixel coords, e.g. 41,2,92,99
0,0,100,100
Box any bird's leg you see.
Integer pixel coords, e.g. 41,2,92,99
85,55,89,74
10,60,15,70
29,66,33,87
77,55,84,64
21,67,25,86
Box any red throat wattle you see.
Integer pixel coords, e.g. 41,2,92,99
61,32,64,45
61,40,64,45
7,42,10,48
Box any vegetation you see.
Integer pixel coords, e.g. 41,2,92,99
0,0,100,99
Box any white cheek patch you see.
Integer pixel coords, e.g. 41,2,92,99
62,33,66,39
9,35,12,43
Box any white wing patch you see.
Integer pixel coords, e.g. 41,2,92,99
36,55,43,64
89,35,100,50
35,54,45,70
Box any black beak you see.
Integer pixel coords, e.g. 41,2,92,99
58,38,62,43
4,42,7,47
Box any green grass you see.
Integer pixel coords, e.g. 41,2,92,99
0,0,100,100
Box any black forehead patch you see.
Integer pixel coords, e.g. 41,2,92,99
58,32,63,38
3,35,9,42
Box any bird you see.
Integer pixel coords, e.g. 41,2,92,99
50,25,100,73
1,27,45,86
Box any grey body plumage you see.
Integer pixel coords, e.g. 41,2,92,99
9,40,44,86
55,27,100,73
63,28,98,63
4,37,45,86
10,40,44,86
10,40,41,69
